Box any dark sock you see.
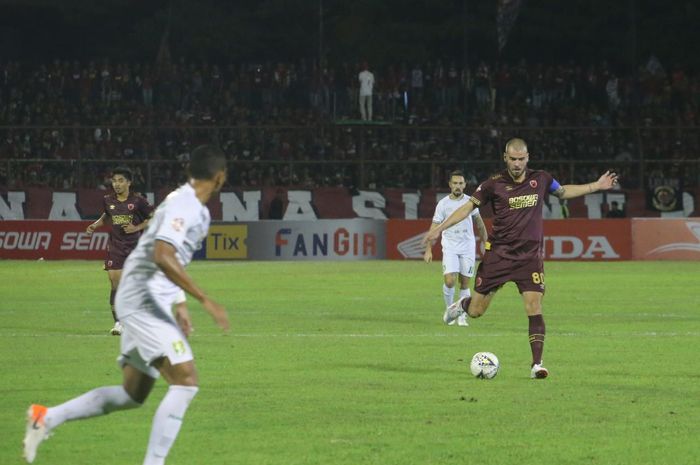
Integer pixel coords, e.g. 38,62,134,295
110,290,118,322
461,296,472,315
528,314,546,365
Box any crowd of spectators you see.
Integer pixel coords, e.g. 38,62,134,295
1,56,698,190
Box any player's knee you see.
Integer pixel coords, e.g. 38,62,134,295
467,307,485,318
466,298,488,318
444,276,456,288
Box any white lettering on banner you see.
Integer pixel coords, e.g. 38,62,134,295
284,191,317,220
49,192,81,220
220,191,261,221
60,232,109,251
583,193,603,219
435,192,448,203
402,193,420,219
0,192,26,220
352,191,388,219
605,192,626,212
0,231,51,250
546,235,619,259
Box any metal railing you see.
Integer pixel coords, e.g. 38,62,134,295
1,125,698,190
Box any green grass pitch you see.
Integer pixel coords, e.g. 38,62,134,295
1,260,699,465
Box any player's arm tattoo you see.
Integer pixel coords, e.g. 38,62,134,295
552,186,566,198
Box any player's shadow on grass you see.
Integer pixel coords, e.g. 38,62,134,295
337,363,456,376
327,313,421,325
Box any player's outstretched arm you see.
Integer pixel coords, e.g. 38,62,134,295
553,170,619,200
422,200,476,245
153,240,230,332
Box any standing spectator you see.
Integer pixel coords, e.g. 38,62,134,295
358,62,375,121
606,200,625,218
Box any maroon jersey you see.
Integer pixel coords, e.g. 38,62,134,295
470,169,554,261
102,192,154,257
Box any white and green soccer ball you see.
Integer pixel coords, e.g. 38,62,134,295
470,352,500,379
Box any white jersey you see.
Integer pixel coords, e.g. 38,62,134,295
116,183,210,320
432,194,480,255
358,70,375,96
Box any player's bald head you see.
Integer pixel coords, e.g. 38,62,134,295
504,138,528,154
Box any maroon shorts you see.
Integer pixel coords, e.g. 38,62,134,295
104,249,130,271
474,250,546,295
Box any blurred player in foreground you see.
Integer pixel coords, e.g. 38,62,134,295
423,138,618,379
24,145,230,464
86,167,154,335
424,170,487,326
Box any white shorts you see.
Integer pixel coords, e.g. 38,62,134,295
117,311,193,379
442,252,475,277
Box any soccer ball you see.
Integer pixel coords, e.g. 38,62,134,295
470,352,500,379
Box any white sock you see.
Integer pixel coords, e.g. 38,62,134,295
443,284,455,307
45,385,140,430
143,385,199,465
459,288,471,300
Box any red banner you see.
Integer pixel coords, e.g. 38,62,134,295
632,218,700,260
387,219,632,261
0,221,108,260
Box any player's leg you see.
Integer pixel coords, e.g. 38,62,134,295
442,273,456,307
441,253,460,324
441,252,459,306
521,291,548,378
107,268,123,335
444,252,501,323
515,262,548,378
23,364,151,463
455,255,476,326
142,358,199,465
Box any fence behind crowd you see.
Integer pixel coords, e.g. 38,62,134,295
2,218,699,261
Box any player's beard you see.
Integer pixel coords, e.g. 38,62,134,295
452,189,462,197
508,167,524,180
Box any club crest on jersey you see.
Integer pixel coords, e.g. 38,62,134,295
530,180,538,188
171,218,185,232
128,203,135,210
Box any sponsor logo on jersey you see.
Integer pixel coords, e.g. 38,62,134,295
508,194,539,209
111,214,133,225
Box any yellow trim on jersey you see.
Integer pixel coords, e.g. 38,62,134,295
484,241,491,250
470,196,481,206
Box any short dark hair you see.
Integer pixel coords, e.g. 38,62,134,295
188,145,227,180
112,166,133,182
449,170,465,179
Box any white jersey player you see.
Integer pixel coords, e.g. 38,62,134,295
24,145,229,465
424,170,487,326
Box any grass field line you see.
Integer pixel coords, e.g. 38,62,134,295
2,331,699,338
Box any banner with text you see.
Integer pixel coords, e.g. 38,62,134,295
386,219,632,261
0,220,105,260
